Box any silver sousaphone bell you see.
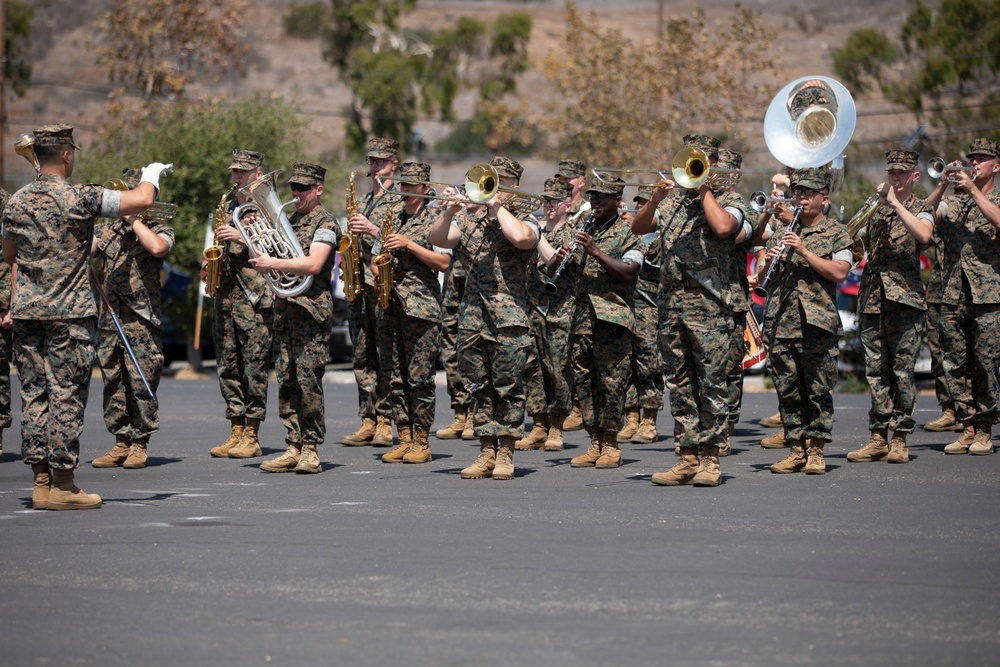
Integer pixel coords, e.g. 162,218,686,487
763,75,856,172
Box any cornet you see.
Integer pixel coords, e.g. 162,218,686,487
750,191,795,213
927,157,975,182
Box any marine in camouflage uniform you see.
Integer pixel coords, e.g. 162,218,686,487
618,186,665,446
254,162,341,474
565,175,643,470
373,163,451,464
927,138,1000,456
922,242,959,431
435,234,472,439
517,177,579,452
209,149,273,459
343,137,403,447
91,167,175,470
761,168,853,475
0,188,13,461
1,123,169,510
631,134,740,488
847,150,934,464
431,156,540,481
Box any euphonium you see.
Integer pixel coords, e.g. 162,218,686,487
232,170,313,299
339,171,363,302
204,184,236,298
372,204,399,309
103,178,180,223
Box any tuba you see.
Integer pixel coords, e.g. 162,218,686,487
338,171,364,302
204,184,236,298
232,170,313,299
763,76,856,170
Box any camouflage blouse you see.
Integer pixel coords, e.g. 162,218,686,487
571,215,642,335
217,198,273,311
386,202,446,323
277,204,341,328
931,189,1000,306
93,217,174,328
857,194,933,314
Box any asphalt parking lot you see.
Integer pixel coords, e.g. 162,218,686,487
0,374,997,667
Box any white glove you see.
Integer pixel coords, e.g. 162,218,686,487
140,162,174,193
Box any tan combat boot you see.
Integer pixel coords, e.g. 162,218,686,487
771,438,807,473
631,409,658,444
260,443,302,472
969,423,994,456
461,437,497,479
404,425,433,463
461,412,476,440
760,411,783,428
617,409,641,442
886,433,909,463
719,422,734,458
47,469,101,510
229,418,263,458
341,416,377,446
382,424,413,463
123,441,148,469
210,417,245,457
760,430,789,449
596,431,622,468
570,432,603,468
652,446,699,485
543,422,564,451
804,439,826,474
31,462,50,510
692,444,721,486
563,406,584,432
372,416,394,447
294,444,322,474
847,429,889,462
92,438,131,468
924,403,960,432
944,423,975,455
493,436,515,480
515,415,549,451
435,410,467,440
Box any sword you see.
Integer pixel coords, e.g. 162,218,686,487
89,270,156,401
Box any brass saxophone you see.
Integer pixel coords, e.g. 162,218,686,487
204,184,236,298
339,171,363,302
372,204,399,309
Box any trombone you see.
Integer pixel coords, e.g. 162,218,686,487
464,163,545,217
591,168,670,188
375,175,461,202
591,149,741,191
927,157,975,182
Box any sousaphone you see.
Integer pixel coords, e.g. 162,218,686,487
763,75,856,172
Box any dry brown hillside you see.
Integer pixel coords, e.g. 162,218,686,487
4,0,936,193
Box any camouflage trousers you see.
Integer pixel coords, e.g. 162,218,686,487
660,304,733,450
725,311,748,425
924,301,951,407
13,317,95,470
274,304,328,446
938,290,1000,427
349,292,383,420
769,328,839,442
458,326,529,438
376,304,440,428
97,312,162,443
572,322,633,432
440,304,470,410
0,324,12,430
523,310,572,421
213,300,272,421
860,302,923,433
624,302,664,412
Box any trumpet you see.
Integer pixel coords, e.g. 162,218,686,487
750,191,795,213
753,205,803,298
927,157,975,182
464,163,545,218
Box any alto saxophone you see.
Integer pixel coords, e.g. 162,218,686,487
339,171,363,302
204,184,236,298
372,204,399,309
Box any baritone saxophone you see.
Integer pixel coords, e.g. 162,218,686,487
339,171,363,302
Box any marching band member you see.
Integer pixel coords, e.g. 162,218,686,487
0,188,12,463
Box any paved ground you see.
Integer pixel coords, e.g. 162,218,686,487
1,375,997,667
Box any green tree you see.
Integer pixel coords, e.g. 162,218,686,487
76,97,306,354
4,1,33,96
831,28,900,93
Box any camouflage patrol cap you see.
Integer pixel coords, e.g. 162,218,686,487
789,167,829,192
683,134,720,160
885,149,918,171
399,161,431,181
542,177,573,200
367,137,400,160
556,159,587,179
120,167,142,190
490,156,523,180
33,123,80,149
288,161,326,186
966,138,999,160
718,148,743,170
634,185,655,203
585,173,626,197
230,149,264,171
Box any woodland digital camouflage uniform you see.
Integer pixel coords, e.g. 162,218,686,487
1,173,105,469
0,188,13,437
717,188,755,427
923,244,952,409
214,197,274,423
857,186,933,434
93,209,175,445
439,246,469,413
625,227,665,414
375,198,447,429
274,203,341,447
